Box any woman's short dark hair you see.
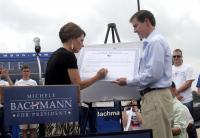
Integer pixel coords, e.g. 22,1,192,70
59,22,86,43
129,10,156,26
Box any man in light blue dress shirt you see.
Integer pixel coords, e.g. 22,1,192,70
115,10,173,138
196,75,200,94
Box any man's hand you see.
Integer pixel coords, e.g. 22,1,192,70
176,95,183,101
113,77,127,86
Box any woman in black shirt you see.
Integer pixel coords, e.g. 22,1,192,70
44,22,108,136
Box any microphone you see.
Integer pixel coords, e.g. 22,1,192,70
33,37,41,55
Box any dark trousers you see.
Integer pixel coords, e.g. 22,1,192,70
184,101,198,138
0,107,5,137
0,107,11,138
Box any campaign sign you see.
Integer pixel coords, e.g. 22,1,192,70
91,107,121,133
3,85,79,126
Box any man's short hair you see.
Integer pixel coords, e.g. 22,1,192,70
21,64,30,71
129,10,156,26
173,49,182,55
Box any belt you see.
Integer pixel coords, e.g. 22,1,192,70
140,87,168,96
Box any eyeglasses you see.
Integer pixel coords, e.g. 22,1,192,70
173,55,182,58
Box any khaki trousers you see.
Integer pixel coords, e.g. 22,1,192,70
141,88,173,138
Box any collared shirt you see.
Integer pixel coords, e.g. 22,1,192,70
172,98,188,138
127,30,172,89
196,75,200,88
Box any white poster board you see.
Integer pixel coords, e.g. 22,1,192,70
77,42,142,102
78,42,141,81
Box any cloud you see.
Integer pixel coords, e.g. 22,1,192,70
0,0,200,74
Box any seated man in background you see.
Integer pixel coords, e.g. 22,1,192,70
171,82,192,138
15,65,37,138
122,99,143,131
183,104,195,135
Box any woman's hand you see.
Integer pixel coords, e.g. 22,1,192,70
96,68,108,80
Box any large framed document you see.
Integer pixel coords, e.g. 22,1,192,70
78,42,141,81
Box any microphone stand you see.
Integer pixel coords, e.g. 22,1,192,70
36,54,43,85
34,37,43,85
33,37,45,137
37,51,45,137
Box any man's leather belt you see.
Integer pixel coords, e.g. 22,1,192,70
140,87,167,96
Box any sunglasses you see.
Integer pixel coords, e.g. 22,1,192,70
173,55,182,58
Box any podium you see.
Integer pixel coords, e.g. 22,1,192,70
0,85,80,137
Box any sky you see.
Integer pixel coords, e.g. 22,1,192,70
0,0,200,87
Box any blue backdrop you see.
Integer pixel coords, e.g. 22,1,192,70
0,52,51,83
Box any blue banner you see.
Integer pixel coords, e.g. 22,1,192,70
0,52,52,84
3,85,79,126
0,52,51,62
